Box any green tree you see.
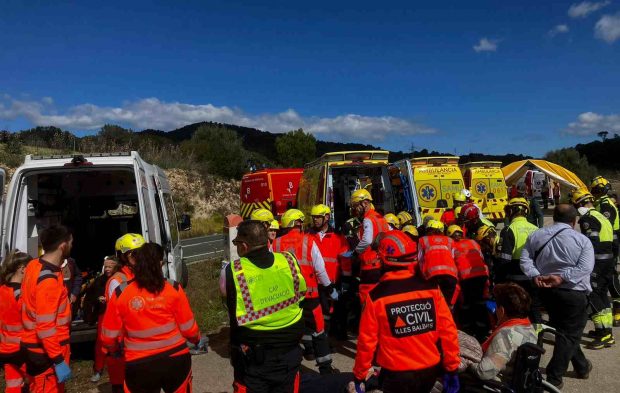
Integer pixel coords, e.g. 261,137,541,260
275,128,316,167
186,125,247,179
544,148,597,185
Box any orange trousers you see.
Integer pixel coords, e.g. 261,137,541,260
29,346,70,393
4,362,27,393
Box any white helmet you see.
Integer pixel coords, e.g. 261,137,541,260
461,189,471,199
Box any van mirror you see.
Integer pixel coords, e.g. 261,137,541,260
178,214,192,231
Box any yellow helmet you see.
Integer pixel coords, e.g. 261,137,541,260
250,208,274,223
115,233,146,254
454,206,462,217
281,209,305,228
426,220,444,232
590,176,611,195
453,192,467,203
310,204,331,216
350,189,373,204
570,189,594,205
401,225,418,238
447,225,464,237
476,225,496,242
384,213,400,228
397,211,413,226
269,220,280,230
508,197,529,212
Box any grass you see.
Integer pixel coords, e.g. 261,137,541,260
180,215,225,239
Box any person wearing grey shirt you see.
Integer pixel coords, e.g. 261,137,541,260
520,204,594,389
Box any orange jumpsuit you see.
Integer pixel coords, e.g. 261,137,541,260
21,259,71,393
418,235,459,306
353,269,460,392
101,279,200,393
0,283,27,393
356,209,390,301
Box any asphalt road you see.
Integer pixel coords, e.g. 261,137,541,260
181,234,225,264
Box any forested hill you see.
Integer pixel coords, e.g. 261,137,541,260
575,137,620,171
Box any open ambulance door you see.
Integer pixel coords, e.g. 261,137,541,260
153,167,185,287
0,168,5,253
391,160,422,226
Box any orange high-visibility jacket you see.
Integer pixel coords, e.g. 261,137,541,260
105,265,135,303
353,269,460,381
0,283,24,354
453,239,489,281
418,235,458,280
274,229,322,299
358,210,390,271
101,279,200,363
312,231,349,282
21,259,71,364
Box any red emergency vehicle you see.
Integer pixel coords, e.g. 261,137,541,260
240,169,304,218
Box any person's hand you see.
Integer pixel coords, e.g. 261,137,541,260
70,294,77,304
54,361,72,383
353,381,365,393
442,372,460,393
98,296,106,304
535,275,563,288
329,288,339,301
341,250,354,258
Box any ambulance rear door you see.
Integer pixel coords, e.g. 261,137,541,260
240,172,271,218
0,168,5,253
391,159,421,226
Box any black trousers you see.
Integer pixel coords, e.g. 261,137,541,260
232,345,302,393
590,259,614,313
431,275,458,306
458,276,491,341
538,288,590,384
125,352,192,393
379,365,440,393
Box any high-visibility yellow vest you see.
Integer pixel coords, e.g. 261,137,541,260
588,209,614,260
508,216,538,260
596,196,620,232
232,252,306,331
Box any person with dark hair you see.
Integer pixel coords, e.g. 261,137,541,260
0,251,32,393
21,224,74,392
520,204,594,389
470,283,537,382
220,220,307,393
101,242,202,393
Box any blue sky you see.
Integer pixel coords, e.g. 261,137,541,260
1,0,619,157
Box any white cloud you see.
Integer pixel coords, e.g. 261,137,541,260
568,1,611,18
565,111,620,135
473,38,498,53
0,95,436,141
595,13,620,43
548,24,570,37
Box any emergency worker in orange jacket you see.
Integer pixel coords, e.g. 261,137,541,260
308,204,352,340
0,251,32,393
417,220,459,307
21,225,74,393
102,233,146,392
101,243,201,393
448,225,491,340
273,209,337,374
353,230,460,393
350,189,390,302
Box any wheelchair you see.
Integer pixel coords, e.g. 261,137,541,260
463,328,562,393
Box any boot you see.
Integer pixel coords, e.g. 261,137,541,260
318,363,340,375
586,329,606,339
587,329,615,350
613,302,620,327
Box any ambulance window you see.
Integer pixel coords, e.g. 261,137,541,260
316,167,326,204
163,193,180,247
153,192,169,248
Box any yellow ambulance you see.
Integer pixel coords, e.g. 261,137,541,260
461,161,508,223
297,151,419,232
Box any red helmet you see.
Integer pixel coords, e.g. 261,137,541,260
460,203,480,222
378,230,417,268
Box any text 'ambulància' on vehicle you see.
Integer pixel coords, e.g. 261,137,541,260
461,161,508,223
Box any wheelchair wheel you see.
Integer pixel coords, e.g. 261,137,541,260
541,379,562,392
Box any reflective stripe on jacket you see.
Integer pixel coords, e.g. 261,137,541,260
274,231,319,298
353,269,460,380
231,252,306,330
21,258,71,364
101,279,200,363
418,235,458,279
312,231,349,282
580,209,614,261
105,266,134,303
453,239,489,280
358,210,390,271
0,283,24,353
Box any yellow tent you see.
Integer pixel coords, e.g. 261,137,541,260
502,159,587,190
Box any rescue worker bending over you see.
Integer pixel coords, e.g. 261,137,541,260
418,220,459,308
308,204,351,341
441,191,467,227
102,243,201,393
384,213,400,230
103,233,146,393
350,189,390,302
21,225,74,393
401,225,419,244
476,225,498,283
0,251,32,393
459,203,494,240
590,176,620,326
496,198,541,327
397,211,414,228
353,230,460,393
220,220,307,393
273,209,337,374
448,225,490,341
571,189,615,349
